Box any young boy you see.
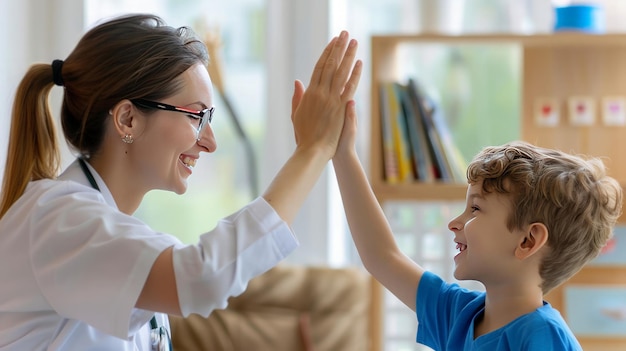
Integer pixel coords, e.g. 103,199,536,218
331,103,623,350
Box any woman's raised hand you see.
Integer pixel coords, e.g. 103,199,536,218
261,31,361,224
290,31,362,158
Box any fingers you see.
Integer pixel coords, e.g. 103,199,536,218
336,100,358,156
346,100,357,123
291,80,305,144
340,59,363,102
291,31,361,157
343,99,358,138
346,100,358,136
291,80,305,121
330,38,359,94
309,30,360,100
308,37,337,87
318,31,351,89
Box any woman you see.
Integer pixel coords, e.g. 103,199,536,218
0,14,361,350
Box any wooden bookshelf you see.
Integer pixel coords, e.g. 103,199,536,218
371,33,626,201
369,33,626,351
371,182,467,203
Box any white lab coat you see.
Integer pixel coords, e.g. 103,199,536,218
0,159,298,350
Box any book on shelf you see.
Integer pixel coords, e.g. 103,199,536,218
406,78,452,182
381,81,413,183
420,90,468,183
378,77,467,184
393,81,436,182
378,81,399,183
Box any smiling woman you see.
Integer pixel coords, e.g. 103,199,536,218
99,62,219,200
83,0,271,244
0,12,362,351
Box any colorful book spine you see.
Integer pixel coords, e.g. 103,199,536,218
428,97,468,183
379,82,399,183
386,82,414,182
407,78,451,181
380,77,467,184
399,81,436,182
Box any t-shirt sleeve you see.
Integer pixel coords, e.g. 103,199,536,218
416,271,449,349
514,307,583,351
174,196,298,317
520,331,582,351
416,271,480,350
29,182,180,339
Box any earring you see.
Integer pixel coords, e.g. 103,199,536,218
121,134,134,144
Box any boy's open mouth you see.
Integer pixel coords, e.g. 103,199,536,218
455,242,467,252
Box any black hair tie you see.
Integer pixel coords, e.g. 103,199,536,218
51,59,65,86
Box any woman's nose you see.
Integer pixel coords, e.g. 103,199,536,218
196,124,217,153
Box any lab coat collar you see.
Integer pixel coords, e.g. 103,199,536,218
58,159,119,211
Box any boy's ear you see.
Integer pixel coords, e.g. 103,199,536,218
515,223,549,260
110,100,136,138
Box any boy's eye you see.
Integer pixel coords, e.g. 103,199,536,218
470,205,480,213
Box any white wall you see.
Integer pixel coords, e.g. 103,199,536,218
0,1,30,185
265,0,336,265
0,0,84,187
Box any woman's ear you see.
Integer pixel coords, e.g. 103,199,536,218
110,100,136,139
515,223,549,260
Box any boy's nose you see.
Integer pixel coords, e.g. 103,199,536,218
448,215,465,231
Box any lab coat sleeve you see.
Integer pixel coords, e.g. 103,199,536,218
29,182,180,339
173,196,298,317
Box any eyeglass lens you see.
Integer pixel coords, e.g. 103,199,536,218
197,108,214,136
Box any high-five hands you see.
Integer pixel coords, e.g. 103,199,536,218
290,31,362,158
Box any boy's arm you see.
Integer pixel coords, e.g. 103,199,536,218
332,102,424,311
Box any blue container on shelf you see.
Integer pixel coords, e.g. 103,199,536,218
554,4,605,33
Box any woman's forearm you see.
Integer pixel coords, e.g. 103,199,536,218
263,146,332,225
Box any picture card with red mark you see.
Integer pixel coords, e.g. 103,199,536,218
534,97,559,127
568,96,595,126
601,96,626,126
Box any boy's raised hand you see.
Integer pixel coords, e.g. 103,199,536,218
334,99,358,159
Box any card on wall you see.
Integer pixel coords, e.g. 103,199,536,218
568,96,595,126
601,96,626,126
565,285,626,337
534,97,560,127
589,225,626,266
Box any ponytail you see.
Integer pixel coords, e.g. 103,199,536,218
0,64,60,218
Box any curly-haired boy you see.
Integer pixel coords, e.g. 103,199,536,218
332,103,622,350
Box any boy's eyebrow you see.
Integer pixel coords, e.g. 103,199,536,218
467,192,484,201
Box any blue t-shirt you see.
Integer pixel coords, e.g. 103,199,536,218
416,271,582,350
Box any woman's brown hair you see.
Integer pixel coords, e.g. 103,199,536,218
0,14,208,217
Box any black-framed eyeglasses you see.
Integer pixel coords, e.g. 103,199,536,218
131,98,215,140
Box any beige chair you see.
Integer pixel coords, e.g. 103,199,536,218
169,264,375,351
